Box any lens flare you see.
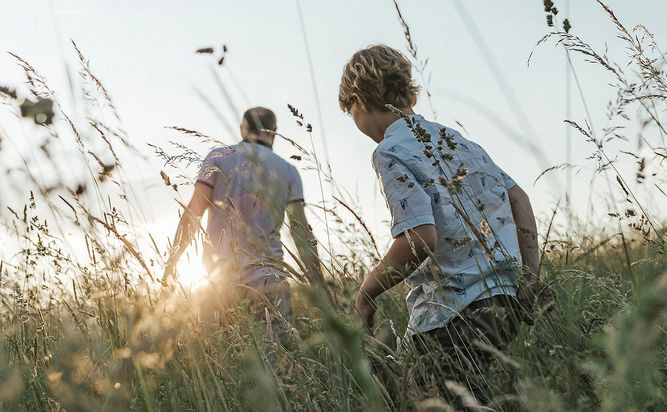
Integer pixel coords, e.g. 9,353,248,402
176,254,209,289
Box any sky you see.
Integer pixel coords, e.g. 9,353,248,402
1,0,666,270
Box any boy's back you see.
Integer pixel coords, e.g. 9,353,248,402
373,114,521,333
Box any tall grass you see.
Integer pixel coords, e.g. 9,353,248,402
1,1,667,410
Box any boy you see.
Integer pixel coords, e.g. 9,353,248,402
339,45,543,399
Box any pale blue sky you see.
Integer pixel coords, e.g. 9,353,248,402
1,1,666,259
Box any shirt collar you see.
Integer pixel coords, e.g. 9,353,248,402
242,139,273,150
383,113,424,140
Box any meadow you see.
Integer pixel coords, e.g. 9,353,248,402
1,1,666,411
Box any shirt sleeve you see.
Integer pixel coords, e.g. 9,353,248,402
287,165,304,204
196,149,221,189
474,142,517,190
373,147,435,238
498,168,517,190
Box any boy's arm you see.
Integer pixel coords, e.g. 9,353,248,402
356,224,437,328
508,185,554,319
286,201,324,284
358,147,436,327
164,182,213,282
507,185,539,279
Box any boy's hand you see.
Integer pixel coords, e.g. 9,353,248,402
355,291,377,329
517,278,554,324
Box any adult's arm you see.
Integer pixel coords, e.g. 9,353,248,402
286,201,324,285
164,182,213,282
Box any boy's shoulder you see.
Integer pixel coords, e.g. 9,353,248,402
381,115,469,146
376,116,423,154
415,117,486,156
375,115,499,174
375,115,469,162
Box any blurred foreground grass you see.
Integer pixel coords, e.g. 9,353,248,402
2,1,667,410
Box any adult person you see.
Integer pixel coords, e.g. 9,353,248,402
164,107,322,348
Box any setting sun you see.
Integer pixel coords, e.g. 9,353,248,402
176,253,210,289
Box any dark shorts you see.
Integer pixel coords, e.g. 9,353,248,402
410,294,521,404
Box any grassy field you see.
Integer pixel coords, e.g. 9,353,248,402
1,1,667,411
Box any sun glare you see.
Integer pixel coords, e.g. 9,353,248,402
176,254,210,289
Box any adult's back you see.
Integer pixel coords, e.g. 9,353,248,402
197,140,303,278
164,106,321,288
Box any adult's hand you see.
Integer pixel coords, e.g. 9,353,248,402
162,260,178,285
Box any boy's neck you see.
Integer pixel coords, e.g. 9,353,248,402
370,106,416,143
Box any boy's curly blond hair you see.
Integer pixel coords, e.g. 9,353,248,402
339,45,419,113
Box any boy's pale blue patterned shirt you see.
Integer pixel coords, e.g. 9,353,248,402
372,114,522,335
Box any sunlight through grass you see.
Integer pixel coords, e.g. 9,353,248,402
176,252,210,289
